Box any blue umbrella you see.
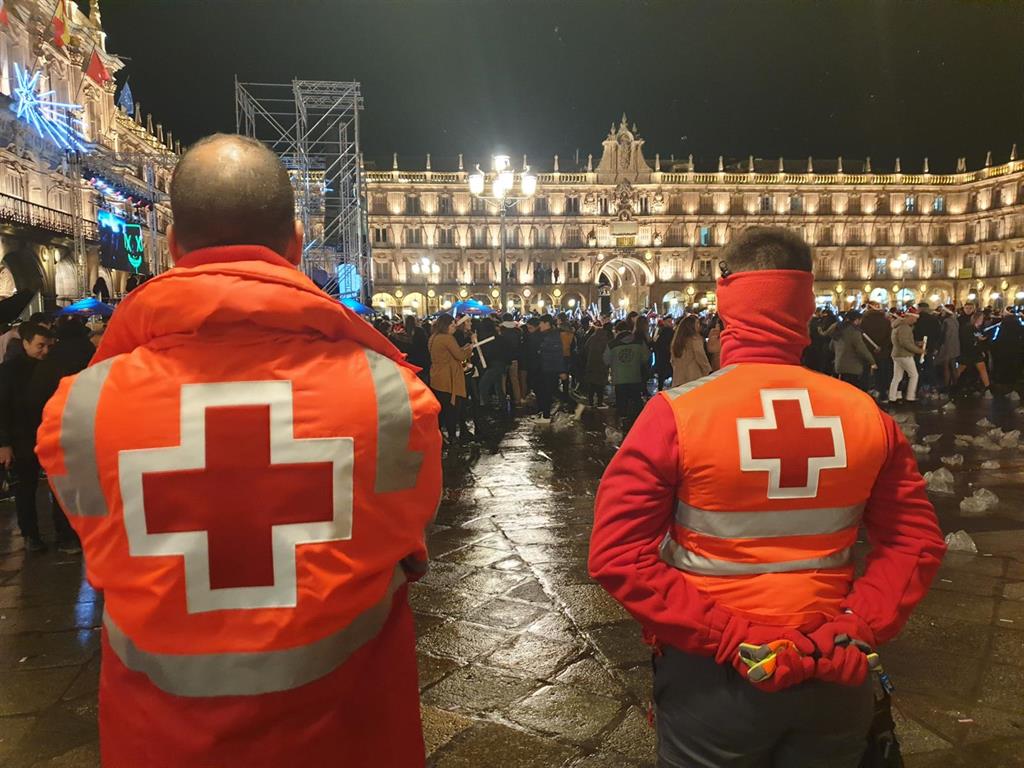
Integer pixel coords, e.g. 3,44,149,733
340,297,374,316
451,299,494,315
58,297,115,317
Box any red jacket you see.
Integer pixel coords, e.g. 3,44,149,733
589,271,945,658
39,246,441,767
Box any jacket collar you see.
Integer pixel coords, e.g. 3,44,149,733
717,270,815,366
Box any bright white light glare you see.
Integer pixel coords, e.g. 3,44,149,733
567,298,577,307
411,264,421,275
431,263,440,274
498,169,514,190
929,294,940,302
521,172,537,197
617,266,626,275
537,299,545,308
492,155,511,172
992,292,1001,299
1016,291,1024,300
968,293,977,300
468,172,485,196
492,179,506,198
442,300,452,309
846,295,856,303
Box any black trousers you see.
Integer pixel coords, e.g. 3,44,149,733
614,383,644,430
654,647,873,768
13,451,76,543
838,372,867,391
536,372,559,418
432,389,464,442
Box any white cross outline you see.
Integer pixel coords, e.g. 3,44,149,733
736,388,847,500
118,381,354,614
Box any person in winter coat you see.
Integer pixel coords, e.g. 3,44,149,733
669,315,711,387
706,316,723,371
523,318,543,401
829,311,877,390
653,318,675,390
912,302,943,397
476,316,509,408
499,315,524,405
36,135,443,768
583,322,611,407
956,302,991,392
589,226,944,767
860,301,893,397
603,321,649,430
534,315,566,422
935,305,961,391
404,316,430,384
991,309,1023,393
889,309,925,403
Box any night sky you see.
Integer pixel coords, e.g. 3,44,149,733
96,0,1023,173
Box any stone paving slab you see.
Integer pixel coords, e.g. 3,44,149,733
1,397,1024,766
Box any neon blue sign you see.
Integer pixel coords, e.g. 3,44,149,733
98,210,145,271
11,63,90,152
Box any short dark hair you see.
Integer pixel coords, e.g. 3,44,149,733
170,134,296,254
28,312,51,325
538,314,554,326
721,226,813,274
19,322,53,344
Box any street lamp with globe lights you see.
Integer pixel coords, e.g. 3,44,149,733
890,252,916,306
410,256,440,315
468,155,537,312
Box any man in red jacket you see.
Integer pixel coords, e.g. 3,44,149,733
38,135,441,767
590,227,945,767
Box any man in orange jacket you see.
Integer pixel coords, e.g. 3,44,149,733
37,135,442,768
590,227,945,767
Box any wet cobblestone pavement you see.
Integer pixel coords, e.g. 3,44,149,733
2,396,1024,766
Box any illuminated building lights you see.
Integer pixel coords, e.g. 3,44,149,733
11,63,90,153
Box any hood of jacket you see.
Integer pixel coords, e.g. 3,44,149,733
93,246,406,367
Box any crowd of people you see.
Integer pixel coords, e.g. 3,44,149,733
372,298,1024,448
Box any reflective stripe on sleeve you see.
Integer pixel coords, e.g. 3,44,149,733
104,565,406,698
659,534,853,576
675,501,864,540
364,350,422,493
50,357,120,518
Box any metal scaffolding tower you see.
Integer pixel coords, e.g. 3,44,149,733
235,78,369,300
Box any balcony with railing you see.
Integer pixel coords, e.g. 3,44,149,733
0,193,98,240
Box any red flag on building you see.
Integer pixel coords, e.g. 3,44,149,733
84,47,111,85
52,0,70,48
0,1,10,28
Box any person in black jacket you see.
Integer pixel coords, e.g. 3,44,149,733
991,309,1023,393
533,315,565,422
0,322,59,552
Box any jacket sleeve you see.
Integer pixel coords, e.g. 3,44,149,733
589,396,731,655
840,412,946,644
853,332,876,369
0,364,13,447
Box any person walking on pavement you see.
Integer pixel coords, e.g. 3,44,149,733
533,314,565,423
0,322,64,552
603,320,649,431
936,305,961,392
583,321,611,408
828,311,877,391
860,300,892,399
36,135,442,768
428,314,473,445
669,315,711,387
889,309,924,404
589,227,945,768
956,302,991,393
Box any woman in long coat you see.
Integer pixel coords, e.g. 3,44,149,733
583,322,612,407
670,314,712,386
428,315,472,443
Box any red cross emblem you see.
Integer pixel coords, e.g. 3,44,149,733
737,389,846,499
119,381,353,614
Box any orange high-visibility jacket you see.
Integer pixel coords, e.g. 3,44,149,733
657,363,888,626
37,246,442,768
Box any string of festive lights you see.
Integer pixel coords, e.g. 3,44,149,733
10,62,90,153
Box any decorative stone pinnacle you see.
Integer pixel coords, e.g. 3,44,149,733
587,153,593,172
458,153,463,170
654,153,660,172
807,156,813,174
392,152,398,170
865,156,872,173
923,157,929,174
717,155,724,172
837,156,844,174
985,150,992,167
895,157,901,174
1011,144,1018,161
425,153,431,170
778,157,784,173
553,154,559,172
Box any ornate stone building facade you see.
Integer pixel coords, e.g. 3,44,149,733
0,0,178,311
366,116,1024,317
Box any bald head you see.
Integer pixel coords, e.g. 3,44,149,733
169,134,298,259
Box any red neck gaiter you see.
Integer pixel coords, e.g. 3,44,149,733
717,270,815,366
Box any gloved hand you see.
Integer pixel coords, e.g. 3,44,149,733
816,643,870,687
714,613,816,666
749,647,817,693
809,612,876,658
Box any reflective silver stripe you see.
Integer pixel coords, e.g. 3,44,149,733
659,534,853,576
50,357,120,518
104,566,407,698
675,502,863,540
662,365,736,401
364,350,422,493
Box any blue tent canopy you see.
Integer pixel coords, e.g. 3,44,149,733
58,297,115,317
340,297,374,316
451,299,494,315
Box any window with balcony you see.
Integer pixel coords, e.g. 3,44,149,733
471,226,488,248
875,227,889,246
599,197,610,216
760,195,772,214
847,226,862,245
471,262,490,283
1014,250,1024,274
639,196,650,215
372,194,388,214
563,225,583,247
372,226,389,244
903,226,918,245
504,227,521,248
373,261,393,281
848,196,861,215
438,195,453,215
667,224,685,247
931,257,946,278
403,227,423,245
932,195,945,214
819,226,833,246
534,196,549,215
699,226,712,247
440,262,459,282
471,196,487,216
565,195,580,215
874,258,889,277
697,259,714,278
405,195,420,215
436,226,455,247
789,195,803,214
566,262,581,280
904,194,917,214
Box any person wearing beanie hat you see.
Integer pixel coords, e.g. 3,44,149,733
590,226,944,767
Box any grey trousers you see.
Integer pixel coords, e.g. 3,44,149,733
654,646,874,768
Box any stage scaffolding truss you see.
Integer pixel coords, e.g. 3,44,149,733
234,78,369,299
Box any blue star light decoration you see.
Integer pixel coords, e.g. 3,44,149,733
11,63,90,153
